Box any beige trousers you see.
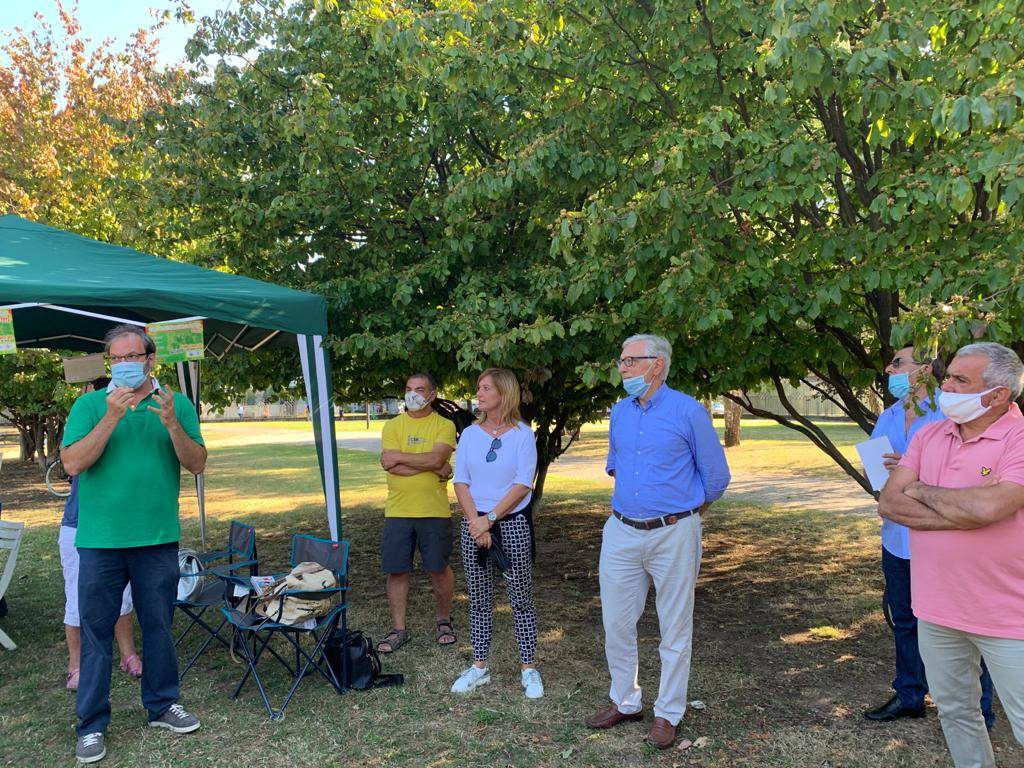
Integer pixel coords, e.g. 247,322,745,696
598,513,702,725
919,619,1024,768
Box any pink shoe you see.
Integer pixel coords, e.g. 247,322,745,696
119,654,143,678
66,668,80,691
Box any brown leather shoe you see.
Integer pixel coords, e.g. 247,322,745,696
645,717,677,749
584,703,644,729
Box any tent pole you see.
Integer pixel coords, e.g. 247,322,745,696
297,334,342,540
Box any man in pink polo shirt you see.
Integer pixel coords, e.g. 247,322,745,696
880,342,1024,768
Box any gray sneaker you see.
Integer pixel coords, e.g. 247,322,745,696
149,703,200,733
75,732,106,764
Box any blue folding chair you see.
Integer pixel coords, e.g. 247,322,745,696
222,535,349,720
175,521,257,680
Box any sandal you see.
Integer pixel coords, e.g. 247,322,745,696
435,618,456,646
119,654,143,678
376,628,410,654
66,668,80,691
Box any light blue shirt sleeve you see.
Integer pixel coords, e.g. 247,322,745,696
688,403,731,504
605,408,617,476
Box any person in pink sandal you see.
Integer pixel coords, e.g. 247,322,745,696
59,378,142,691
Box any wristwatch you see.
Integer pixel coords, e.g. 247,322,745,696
486,511,498,523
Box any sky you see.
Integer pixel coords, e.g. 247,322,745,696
0,0,233,69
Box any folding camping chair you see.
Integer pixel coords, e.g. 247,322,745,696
175,520,257,679
0,520,26,651
222,535,349,720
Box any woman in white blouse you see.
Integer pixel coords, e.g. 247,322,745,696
450,368,543,699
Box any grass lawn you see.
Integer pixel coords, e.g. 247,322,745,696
568,419,867,479
0,423,1020,767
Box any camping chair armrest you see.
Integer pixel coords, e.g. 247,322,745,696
198,549,231,564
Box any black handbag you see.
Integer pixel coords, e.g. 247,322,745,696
324,630,403,691
488,540,511,572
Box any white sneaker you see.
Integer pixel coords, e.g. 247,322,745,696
451,665,491,693
521,668,544,699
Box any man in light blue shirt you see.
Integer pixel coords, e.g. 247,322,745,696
585,334,730,749
864,346,994,727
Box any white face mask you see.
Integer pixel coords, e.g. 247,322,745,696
938,387,998,424
404,391,429,412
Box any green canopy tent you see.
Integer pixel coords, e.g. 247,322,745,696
0,214,342,543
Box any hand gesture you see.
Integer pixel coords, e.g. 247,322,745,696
436,462,453,480
380,450,400,470
882,451,903,471
105,386,135,421
468,514,492,540
473,531,492,549
147,388,179,430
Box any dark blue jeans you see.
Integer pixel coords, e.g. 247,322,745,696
882,548,995,728
76,542,180,736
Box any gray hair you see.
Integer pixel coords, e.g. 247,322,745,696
955,342,1024,398
622,333,672,377
103,324,155,355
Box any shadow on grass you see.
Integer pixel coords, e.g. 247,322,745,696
1,453,1020,767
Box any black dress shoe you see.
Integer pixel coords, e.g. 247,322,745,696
863,695,926,722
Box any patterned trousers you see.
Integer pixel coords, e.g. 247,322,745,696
460,513,537,665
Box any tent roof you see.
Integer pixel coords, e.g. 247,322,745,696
0,214,327,353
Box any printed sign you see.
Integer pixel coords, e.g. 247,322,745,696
62,353,106,384
146,319,205,364
0,309,15,355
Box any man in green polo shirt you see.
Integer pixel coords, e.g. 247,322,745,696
61,325,207,765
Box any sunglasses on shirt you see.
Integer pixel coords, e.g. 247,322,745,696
485,438,502,463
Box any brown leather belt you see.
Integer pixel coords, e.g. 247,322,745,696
612,508,696,530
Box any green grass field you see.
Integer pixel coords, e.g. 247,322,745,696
0,422,1020,767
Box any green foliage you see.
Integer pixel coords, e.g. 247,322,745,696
131,0,1024,491
0,351,77,464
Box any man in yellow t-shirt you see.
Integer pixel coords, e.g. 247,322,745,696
377,372,458,654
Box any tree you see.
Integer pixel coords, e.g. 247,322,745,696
724,395,742,447
129,0,624,507
0,352,75,465
0,5,175,464
132,0,1024,501
0,3,175,240
538,0,1024,492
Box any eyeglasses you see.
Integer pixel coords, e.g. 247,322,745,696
889,356,925,369
485,438,502,463
616,356,658,368
108,352,149,364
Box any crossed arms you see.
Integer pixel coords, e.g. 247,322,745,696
878,466,1024,531
380,443,454,478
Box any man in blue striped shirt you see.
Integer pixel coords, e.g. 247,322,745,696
585,334,731,749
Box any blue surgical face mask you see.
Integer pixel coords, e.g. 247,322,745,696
110,361,147,390
622,374,650,398
887,373,912,400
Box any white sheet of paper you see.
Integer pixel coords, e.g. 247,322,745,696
856,435,895,492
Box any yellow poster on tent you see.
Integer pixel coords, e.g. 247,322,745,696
146,319,205,364
0,309,15,355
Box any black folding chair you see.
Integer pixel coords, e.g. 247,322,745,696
175,520,258,680
222,534,349,720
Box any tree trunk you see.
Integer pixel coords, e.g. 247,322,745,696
724,392,742,447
